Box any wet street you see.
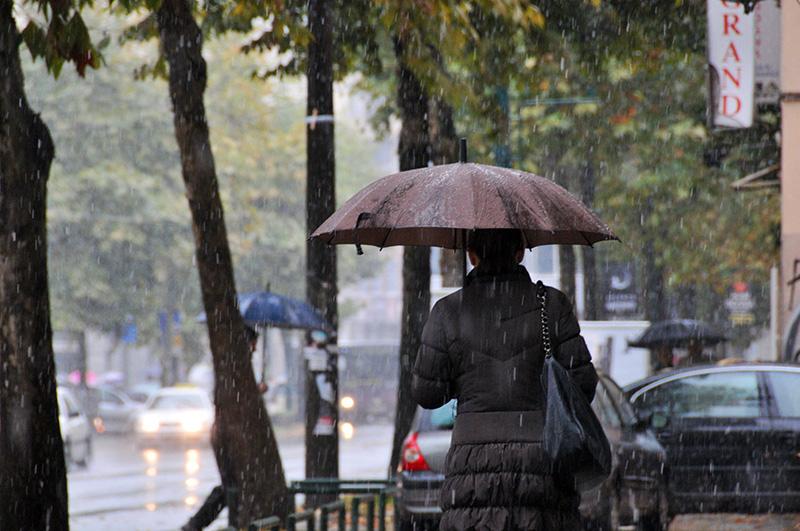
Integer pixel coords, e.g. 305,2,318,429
68,423,393,530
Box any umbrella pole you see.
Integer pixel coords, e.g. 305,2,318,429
459,141,468,287
261,328,267,384
462,229,468,287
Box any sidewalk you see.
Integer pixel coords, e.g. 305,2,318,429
670,514,800,530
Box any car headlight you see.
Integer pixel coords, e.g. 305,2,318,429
181,417,205,434
340,421,355,440
139,417,160,433
340,396,355,410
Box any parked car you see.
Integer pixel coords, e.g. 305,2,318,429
134,386,214,447
86,385,142,434
58,386,92,467
395,372,669,530
625,363,800,514
127,381,161,405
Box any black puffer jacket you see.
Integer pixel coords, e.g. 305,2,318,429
412,266,597,531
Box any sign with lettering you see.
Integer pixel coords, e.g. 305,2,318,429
708,0,755,128
753,0,780,104
602,262,639,316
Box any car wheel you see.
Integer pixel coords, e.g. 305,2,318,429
604,488,620,531
638,486,669,531
581,483,620,531
396,517,413,531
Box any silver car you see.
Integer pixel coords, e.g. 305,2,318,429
58,386,93,467
88,386,142,434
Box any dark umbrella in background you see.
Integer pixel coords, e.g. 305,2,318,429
628,319,727,349
311,139,618,277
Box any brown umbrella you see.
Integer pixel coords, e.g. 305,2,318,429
311,141,617,250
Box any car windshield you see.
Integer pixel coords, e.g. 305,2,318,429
150,394,207,410
418,399,456,431
601,376,638,426
635,371,762,419
129,391,151,403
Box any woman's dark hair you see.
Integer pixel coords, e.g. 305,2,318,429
244,325,259,344
467,229,524,269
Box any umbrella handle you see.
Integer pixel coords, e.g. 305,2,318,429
354,213,372,255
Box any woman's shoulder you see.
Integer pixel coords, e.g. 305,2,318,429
431,289,463,317
535,282,572,309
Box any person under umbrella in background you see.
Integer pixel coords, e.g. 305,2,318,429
652,344,675,373
412,229,599,531
182,325,265,531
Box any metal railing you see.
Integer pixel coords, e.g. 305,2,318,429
287,509,316,531
241,478,396,531
319,501,346,531
249,516,282,531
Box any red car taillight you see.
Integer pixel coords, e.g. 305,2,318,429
401,432,430,472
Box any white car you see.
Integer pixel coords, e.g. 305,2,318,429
134,386,214,446
58,387,92,467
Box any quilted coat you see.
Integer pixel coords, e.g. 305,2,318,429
412,265,598,530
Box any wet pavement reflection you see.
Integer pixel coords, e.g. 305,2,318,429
69,424,393,530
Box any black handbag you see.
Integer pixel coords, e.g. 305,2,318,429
537,281,612,492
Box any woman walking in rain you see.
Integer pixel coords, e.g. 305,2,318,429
412,229,599,530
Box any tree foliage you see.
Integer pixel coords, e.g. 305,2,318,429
25,25,384,349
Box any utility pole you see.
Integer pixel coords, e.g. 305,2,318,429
305,0,338,494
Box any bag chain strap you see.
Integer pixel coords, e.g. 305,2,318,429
537,281,552,359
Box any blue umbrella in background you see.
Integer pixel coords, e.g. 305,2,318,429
197,290,331,386
197,290,331,331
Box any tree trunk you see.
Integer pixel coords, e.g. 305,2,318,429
560,246,577,307
389,36,431,475
642,199,667,322
580,154,598,320
0,2,68,529
542,137,576,304
156,0,289,523
305,0,338,495
429,96,462,288
643,239,667,322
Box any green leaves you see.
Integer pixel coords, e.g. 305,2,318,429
20,2,102,77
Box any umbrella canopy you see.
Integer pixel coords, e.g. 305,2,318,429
197,291,330,331
311,161,617,249
628,319,727,349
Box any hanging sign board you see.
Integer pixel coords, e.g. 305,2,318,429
725,281,756,326
753,0,781,105
602,263,639,316
707,0,755,128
